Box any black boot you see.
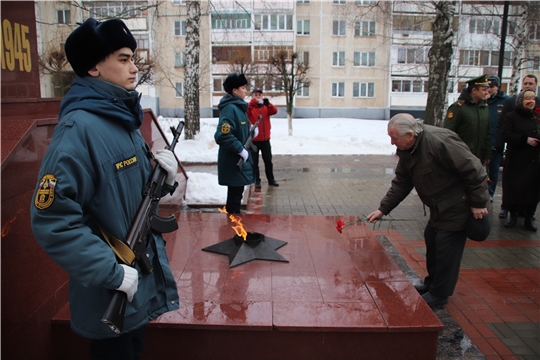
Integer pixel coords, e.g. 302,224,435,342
505,213,518,228
524,217,537,232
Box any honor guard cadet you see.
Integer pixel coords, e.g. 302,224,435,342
444,75,492,164
30,18,179,360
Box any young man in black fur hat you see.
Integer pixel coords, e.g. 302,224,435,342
31,18,180,360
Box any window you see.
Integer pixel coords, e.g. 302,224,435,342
213,78,223,92
174,20,186,36
469,18,500,35
297,20,310,35
333,20,346,36
57,10,70,24
459,50,513,66
87,3,142,18
530,24,540,41
333,0,346,4
354,21,376,37
354,51,375,66
332,51,346,67
134,34,149,50
297,0,310,3
332,82,345,97
297,82,310,97
298,51,310,65
175,82,184,97
393,15,432,31
174,52,185,67
392,79,428,93
254,14,293,31
173,0,186,5
397,48,427,64
353,82,375,97
355,0,377,4
212,13,251,29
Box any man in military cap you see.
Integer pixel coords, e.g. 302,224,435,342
444,75,492,164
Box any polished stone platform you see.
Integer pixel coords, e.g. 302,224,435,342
53,212,442,359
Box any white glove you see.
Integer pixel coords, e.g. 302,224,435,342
253,126,259,138
116,264,139,302
238,148,249,162
154,149,178,185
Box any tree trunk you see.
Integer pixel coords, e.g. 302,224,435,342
287,112,293,137
509,4,527,96
424,1,455,127
184,0,201,139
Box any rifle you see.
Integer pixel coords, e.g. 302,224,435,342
101,121,184,334
237,112,262,170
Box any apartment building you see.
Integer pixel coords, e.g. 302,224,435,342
35,0,540,120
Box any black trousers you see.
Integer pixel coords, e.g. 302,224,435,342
251,140,275,183
226,186,244,214
423,224,467,298
89,326,146,360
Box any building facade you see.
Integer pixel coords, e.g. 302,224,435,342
34,0,540,120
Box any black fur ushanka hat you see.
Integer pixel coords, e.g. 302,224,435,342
65,18,137,77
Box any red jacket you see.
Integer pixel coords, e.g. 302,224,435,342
247,98,278,141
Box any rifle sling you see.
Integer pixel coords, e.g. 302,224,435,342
99,226,136,265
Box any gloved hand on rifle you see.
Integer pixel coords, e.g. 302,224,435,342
154,149,178,185
238,149,249,162
116,264,139,302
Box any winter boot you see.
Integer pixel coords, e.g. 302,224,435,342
504,213,518,228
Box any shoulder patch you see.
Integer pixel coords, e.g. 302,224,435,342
34,174,57,210
457,100,465,106
221,123,230,134
447,111,454,119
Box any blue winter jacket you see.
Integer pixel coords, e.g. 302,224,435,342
486,89,509,147
30,77,179,339
214,93,254,186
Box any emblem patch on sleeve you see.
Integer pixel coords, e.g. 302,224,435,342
447,111,454,119
34,174,57,210
221,123,231,134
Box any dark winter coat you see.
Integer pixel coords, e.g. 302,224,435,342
30,76,179,339
247,98,278,141
486,89,509,148
214,93,254,186
495,94,540,148
379,124,489,231
444,87,492,161
501,106,540,205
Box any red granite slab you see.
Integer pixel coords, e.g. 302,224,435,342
51,213,443,359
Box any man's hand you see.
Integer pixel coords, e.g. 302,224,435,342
366,210,383,223
263,98,269,106
471,207,488,220
116,264,139,302
154,149,178,185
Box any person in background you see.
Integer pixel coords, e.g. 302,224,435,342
30,18,179,360
367,114,489,308
495,75,540,219
214,73,254,213
444,75,492,164
501,90,540,231
247,87,279,188
486,75,509,203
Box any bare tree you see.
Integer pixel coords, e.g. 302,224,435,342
267,51,310,136
424,1,455,126
38,46,75,96
184,0,201,139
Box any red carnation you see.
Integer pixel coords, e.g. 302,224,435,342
336,220,345,233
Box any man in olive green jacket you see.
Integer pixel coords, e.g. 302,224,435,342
444,75,492,164
368,114,490,308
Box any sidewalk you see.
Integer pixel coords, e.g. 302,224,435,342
244,154,540,360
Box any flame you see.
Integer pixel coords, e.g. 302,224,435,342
219,206,247,240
